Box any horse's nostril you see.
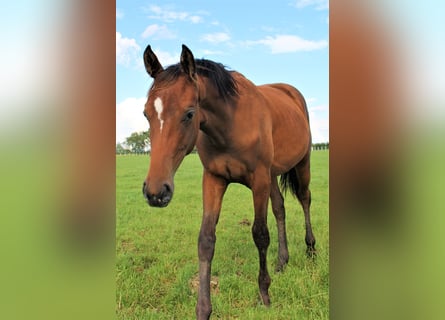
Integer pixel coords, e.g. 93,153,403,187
142,182,173,207
142,181,147,195
163,183,172,194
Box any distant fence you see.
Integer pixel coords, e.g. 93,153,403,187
116,151,150,155
117,145,328,155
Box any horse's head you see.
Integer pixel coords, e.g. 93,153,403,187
142,45,200,207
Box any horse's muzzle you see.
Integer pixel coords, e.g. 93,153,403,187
142,181,173,207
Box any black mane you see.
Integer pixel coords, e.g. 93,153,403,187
153,59,239,100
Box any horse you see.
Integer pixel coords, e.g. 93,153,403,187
141,44,316,319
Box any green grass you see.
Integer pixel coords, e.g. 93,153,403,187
116,151,329,319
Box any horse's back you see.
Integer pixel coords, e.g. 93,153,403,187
257,83,311,175
259,83,309,121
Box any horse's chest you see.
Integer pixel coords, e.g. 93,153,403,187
204,155,251,184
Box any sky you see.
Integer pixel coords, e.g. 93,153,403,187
116,0,329,144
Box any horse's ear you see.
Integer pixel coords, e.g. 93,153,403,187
180,44,196,80
143,45,164,78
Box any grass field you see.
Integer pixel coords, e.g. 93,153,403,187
116,151,329,319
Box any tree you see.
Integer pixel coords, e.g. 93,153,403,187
116,143,129,154
125,130,150,153
312,142,329,150
116,143,123,154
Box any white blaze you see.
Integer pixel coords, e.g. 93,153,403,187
154,97,164,132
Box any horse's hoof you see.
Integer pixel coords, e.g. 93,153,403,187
275,262,287,273
260,293,271,307
306,246,317,258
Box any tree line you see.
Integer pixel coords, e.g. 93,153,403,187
312,142,329,150
117,130,328,154
116,130,150,154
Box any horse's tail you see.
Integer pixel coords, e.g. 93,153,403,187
279,169,299,197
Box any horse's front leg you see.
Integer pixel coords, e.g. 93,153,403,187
251,167,272,306
196,170,227,320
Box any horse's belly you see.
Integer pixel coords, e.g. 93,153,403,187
271,132,309,175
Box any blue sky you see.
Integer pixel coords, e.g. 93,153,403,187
116,0,329,143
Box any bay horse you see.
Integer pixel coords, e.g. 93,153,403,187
141,44,316,319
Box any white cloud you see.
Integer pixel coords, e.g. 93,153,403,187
306,97,317,104
190,15,203,24
202,49,225,56
310,116,329,143
116,8,124,19
307,101,329,143
116,97,149,143
251,35,327,53
152,48,180,66
142,24,176,39
148,5,203,24
309,111,329,143
309,105,328,112
116,32,140,66
201,32,230,44
295,0,329,10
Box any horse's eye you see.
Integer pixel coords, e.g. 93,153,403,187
183,109,195,122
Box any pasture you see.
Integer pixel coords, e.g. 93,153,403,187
116,151,329,319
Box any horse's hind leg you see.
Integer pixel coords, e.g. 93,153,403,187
270,176,289,272
295,155,316,256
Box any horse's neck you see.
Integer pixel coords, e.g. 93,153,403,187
198,97,233,147
197,75,241,147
